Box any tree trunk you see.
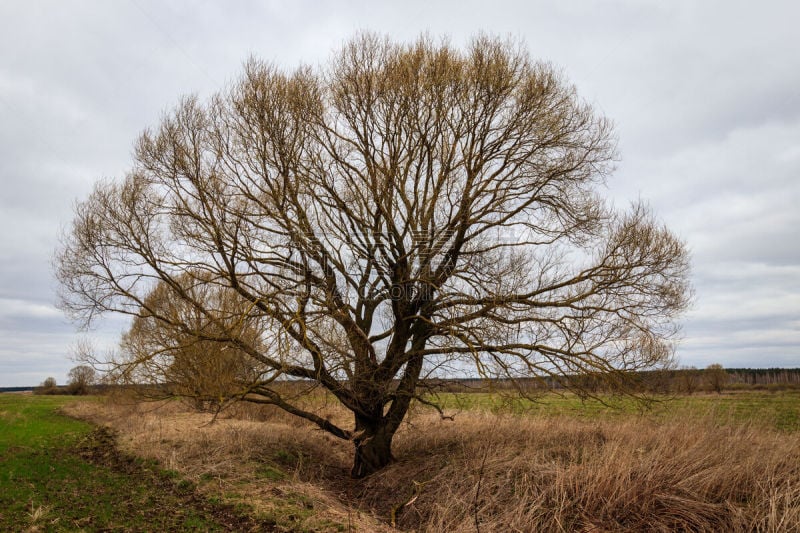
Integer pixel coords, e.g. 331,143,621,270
351,426,394,478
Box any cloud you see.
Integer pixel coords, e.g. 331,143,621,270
678,261,800,367
0,298,61,320
1,0,798,385
617,117,800,262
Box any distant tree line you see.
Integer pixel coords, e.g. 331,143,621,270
663,366,800,394
725,368,800,386
418,366,800,395
30,364,800,398
33,365,97,395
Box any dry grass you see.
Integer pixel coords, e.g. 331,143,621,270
64,397,800,532
369,414,800,532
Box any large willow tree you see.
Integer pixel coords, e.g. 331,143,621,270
57,34,690,476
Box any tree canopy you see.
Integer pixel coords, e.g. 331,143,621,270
56,33,690,476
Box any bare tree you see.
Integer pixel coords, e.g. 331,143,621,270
34,376,58,395
705,363,728,394
67,365,96,395
678,366,700,394
56,34,690,476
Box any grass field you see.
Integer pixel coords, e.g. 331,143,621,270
421,389,800,431
0,394,272,532
3,390,800,531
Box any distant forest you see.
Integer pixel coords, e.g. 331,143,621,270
4,368,799,395
424,367,800,394
724,368,800,385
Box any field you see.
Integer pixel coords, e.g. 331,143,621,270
2,391,799,531
0,394,274,532
424,389,800,430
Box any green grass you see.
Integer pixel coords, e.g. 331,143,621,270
661,391,800,431
0,394,92,453
421,390,800,431
0,394,269,531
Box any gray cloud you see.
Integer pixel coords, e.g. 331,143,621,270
1,0,798,385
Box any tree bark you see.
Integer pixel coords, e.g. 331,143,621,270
351,422,395,478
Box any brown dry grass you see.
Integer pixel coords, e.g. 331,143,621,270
64,397,800,532
373,414,800,532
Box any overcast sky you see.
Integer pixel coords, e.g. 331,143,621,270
1,0,798,386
